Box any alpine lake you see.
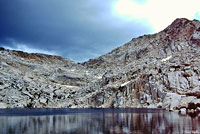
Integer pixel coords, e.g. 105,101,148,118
0,108,200,134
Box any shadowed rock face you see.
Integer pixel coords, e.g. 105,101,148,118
0,18,200,111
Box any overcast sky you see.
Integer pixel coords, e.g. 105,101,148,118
0,0,200,62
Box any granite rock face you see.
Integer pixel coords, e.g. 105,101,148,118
0,18,200,111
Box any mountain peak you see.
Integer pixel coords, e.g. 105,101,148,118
0,18,200,111
163,18,200,42
83,18,200,69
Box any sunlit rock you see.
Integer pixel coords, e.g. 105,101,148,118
163,93,181,111
0,102,7,109
179,108,187,115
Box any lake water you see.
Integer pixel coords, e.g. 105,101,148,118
0,108,199,134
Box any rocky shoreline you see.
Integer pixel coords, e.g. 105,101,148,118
0,18,200,115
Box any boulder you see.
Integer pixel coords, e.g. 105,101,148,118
188,76,200,88
179,108,187,115
178,96,195,108
39,98,47,104
163,93,181,111
179,77,189,89
196,107,200,112
167,72,181,89
0,102,7,108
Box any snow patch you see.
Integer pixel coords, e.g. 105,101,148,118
161,55,172,62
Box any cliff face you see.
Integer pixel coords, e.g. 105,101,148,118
0,18,200,111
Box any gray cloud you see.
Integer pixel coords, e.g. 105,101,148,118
0,0,152,62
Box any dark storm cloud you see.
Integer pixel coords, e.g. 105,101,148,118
0,0,152,62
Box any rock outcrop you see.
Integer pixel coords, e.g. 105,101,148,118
0,18,200,112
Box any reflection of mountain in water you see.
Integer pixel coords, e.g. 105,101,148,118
0,111,200,134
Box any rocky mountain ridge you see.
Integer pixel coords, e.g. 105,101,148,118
0,18,200,113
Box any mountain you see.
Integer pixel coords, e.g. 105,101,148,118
0,18,200,112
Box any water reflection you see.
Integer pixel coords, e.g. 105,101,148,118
0,110,200,134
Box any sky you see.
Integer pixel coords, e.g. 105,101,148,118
0,0,200,62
